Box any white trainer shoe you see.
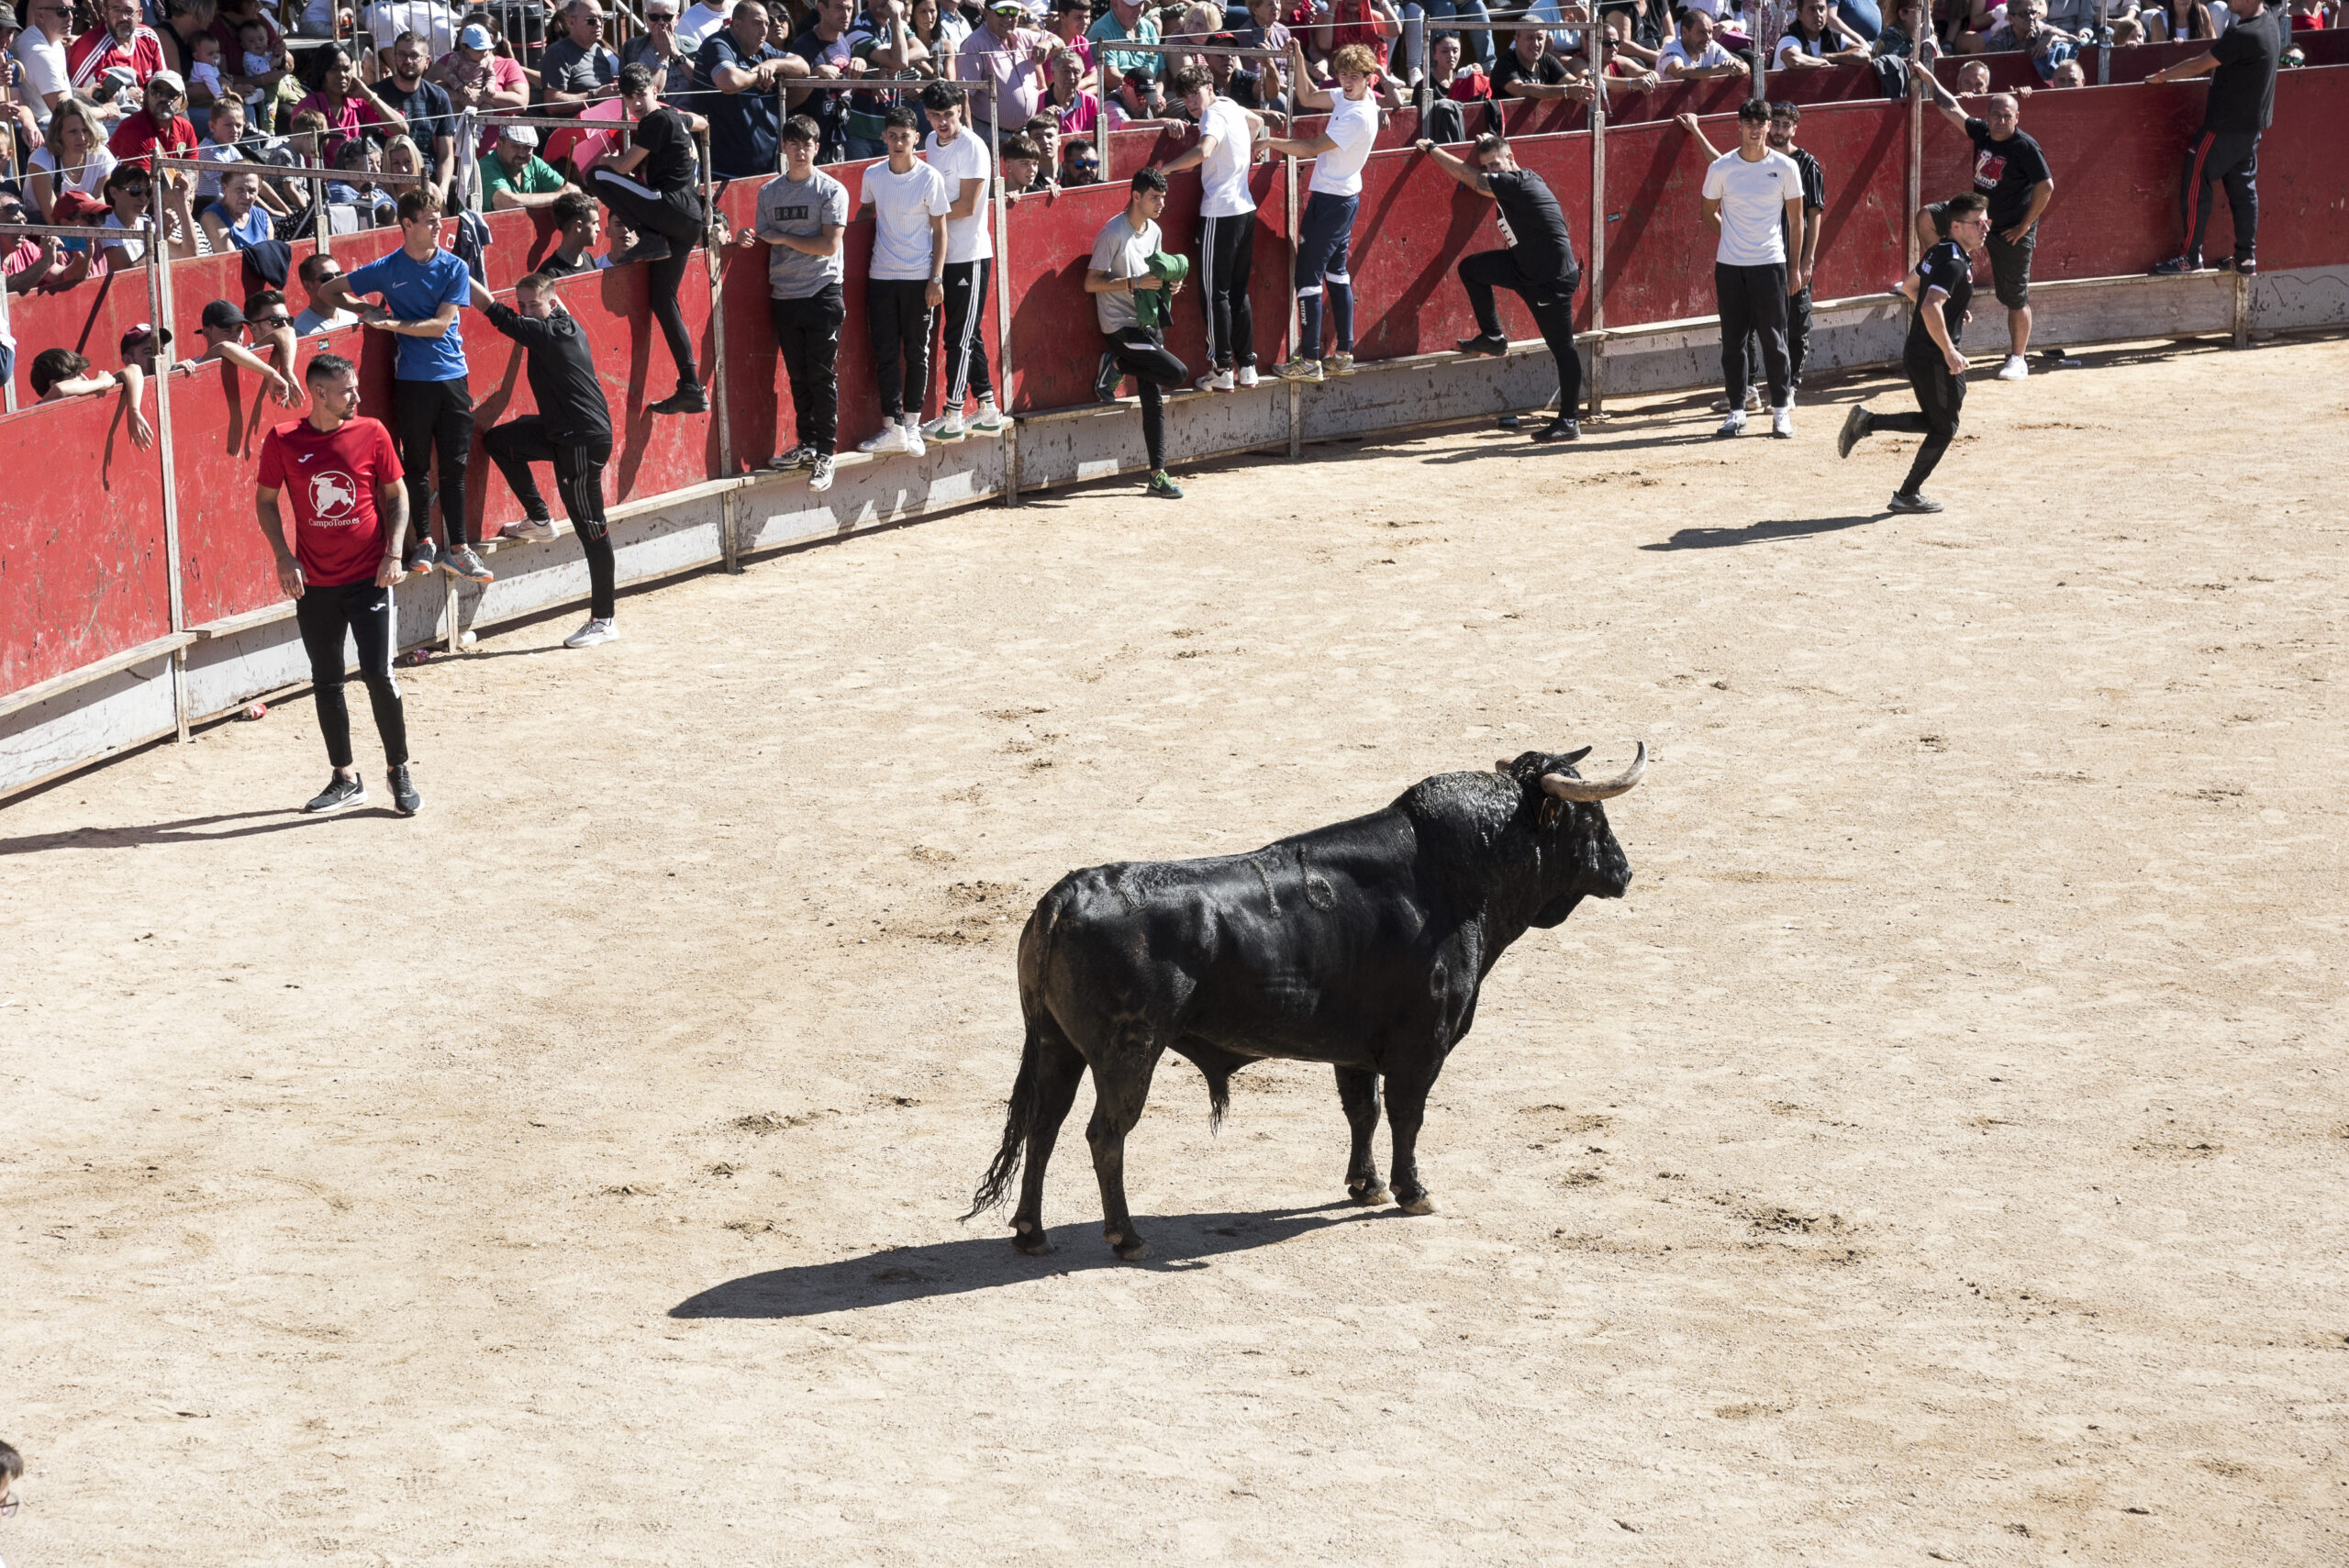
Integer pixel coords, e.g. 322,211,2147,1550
858,424,910,455
902,418,926,458
1710,388,1765,414
923,408,966,441
1235,364,1259,388
1717,409,1748,437
809,453,835,493
1996,354,2029,381
1197,368,1235,393
968,396,1005,433
564,617,617,649
1770,405,1793,439
499,517,556,543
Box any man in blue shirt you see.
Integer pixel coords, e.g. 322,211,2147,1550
694,0,790,180
318,189,492,583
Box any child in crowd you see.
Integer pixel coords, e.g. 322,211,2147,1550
186,29,226,134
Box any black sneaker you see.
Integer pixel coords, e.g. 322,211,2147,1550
303,773,365,814
2218,254,2256,274
1530,417,1579,441
1837,404,1871,460
404,538,439,576
649,384,707,416
1095,351,1122,404
1455,332,1509,358
388,763,422,817
609,234,674,266
1887,492,1943,514
2148,252,2201,276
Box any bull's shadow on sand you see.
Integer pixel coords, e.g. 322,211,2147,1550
671,1201,1382,1318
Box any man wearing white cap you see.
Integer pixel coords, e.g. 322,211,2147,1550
106,67,199,169
481,122,567,209
433,19,528,158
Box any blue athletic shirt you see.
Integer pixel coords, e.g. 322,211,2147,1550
346,244,472,383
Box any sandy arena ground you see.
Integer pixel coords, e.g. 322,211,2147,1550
2,334,2343,1566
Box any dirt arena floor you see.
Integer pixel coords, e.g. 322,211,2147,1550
2,333,2344,1565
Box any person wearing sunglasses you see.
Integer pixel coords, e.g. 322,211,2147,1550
292,249,358,335
1059,133,1098,185
1837,191,1987,516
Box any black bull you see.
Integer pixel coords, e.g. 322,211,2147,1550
965,745,1648,1260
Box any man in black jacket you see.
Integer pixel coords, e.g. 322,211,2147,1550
471,272,622,649
1419,131,1584,443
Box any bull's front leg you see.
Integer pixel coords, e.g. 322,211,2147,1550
1383,1068,1440,1216
1085,1038,1163,1262
1334,1066,1390,1205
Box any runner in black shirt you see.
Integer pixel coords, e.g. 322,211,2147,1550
584,63,713,415
2148,0,2281,273
1421,132,1585,442
1837,193,1987,515
470,272,624,649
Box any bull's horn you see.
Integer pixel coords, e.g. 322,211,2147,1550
1496,758,1515,773
1541,742,1648,803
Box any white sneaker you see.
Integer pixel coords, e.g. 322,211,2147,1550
564,617,617,649
902,418,926,458
858,424,909,455
1996,354,2029,381
1236,364,1259,388
1716,409,1747,437
1197,368,1235,393
499,517,556,543
1770,405,1793,439
1709,388,1765,415
923,408,965,441
968,396,1005,432
809,452,835,493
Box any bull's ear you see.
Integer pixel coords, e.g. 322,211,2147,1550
1558,746,1593,767
1496,757,1516,773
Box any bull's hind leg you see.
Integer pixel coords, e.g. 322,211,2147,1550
1384,1071,1440,1215
1335,1067,1390,1205
1010,1026,1089,1254
1085,1038,1163,1262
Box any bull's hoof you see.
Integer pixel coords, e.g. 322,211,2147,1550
1397,1193,1440,1216
1010,1225,1052,1256
1349,1182,1393,1206
1106,1229,1152,1262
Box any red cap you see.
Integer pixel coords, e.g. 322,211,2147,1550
51,191,108,220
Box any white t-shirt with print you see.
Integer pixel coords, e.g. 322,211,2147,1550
1310,90,1377,198
860,157,952,280
922,125,993,266
1197,95,1255,217
1701,147,1801,266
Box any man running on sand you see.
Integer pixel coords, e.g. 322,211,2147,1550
1838,192,1987,516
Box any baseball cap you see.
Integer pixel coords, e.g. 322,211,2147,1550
500,123,540,147
149,68,186,96
119,321,172,353
0,7,22,30
201,297,246,331
985,0,1023,12
1208,28,1235,42
50,190,106,220
458,21,494,48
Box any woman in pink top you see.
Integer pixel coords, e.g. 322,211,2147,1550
292,44,406,143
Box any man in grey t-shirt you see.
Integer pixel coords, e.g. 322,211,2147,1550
736,115,850,489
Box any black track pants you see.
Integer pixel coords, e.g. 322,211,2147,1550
867,278,934,421
482,417,616,618
772,285,843,454
1108,326,1188,471
936,259,992,406
1459,249,1582,415
2179,128,2259,261
1716,261,1791,409
1869,343,1966,495
1198,212,1257,371
392,375,473,548
587,166,706,389
295,579,408,770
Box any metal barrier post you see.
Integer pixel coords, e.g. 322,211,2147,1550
1906,33,1923,272
701,126,740,572
1586,22,1607,419
988,89,1019,506
148,211,190,742
1286,150,1300,460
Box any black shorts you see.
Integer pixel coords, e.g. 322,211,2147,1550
1986,227,2035,310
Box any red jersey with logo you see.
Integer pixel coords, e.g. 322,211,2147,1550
66,24,165,91
256,416,404,588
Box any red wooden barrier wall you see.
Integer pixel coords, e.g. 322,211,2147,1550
5,60,2346,711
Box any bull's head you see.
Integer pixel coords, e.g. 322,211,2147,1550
1497,744,1646,927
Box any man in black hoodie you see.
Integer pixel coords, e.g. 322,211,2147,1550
470,272,622,649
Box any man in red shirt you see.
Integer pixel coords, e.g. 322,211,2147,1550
67,0,164,93
254,350,424,817
107,70,201,169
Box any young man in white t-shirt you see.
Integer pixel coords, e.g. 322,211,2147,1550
1161,62,1265,392
858,104,951,457
917,80,1004,442
1697,97,1805,437
1265,39,1378,383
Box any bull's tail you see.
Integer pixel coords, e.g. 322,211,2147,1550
963,1021,1044,1219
